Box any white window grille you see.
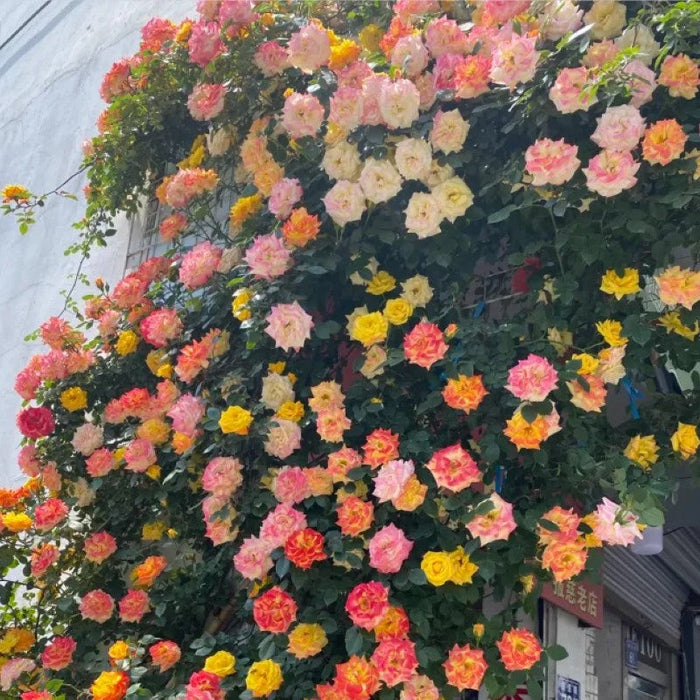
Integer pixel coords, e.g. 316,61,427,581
124,197,170,274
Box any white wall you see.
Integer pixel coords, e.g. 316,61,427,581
0,0,191,486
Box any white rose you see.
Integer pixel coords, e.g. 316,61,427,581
359,158,403,204
431,176,474,223
360,345,387,379
584,0,627,40
539,0,583,42
394,138,432,180
264,419,302,460
401,274,434,307
261,373,295,410
404,192,443,238
323,180,366,227
321,141,362,181
420,160,455,188
430,109,470,155
207,127,234,156
615,24,661,66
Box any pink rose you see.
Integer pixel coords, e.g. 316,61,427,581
373,459,415,502
17,406,55,438
41,636,77,671
584,149,640,197
71,422,104,456
119,589,150,622
424,16,468,57
426,444,481,492
591,104,646,151
549,66,597,113
79,589,115,623
202,456,243,496
329,86,364,132
592,497,642,546
272,466,312,504
167,394,205,436
490,35,539,89
187,83,227,121
264,419,303,459
84,531,117,564
323,180,366,226
187,20,224,68
34,498,68,531
265,301,314,352
361,73,391,125
505,354,558,402
254,40,289,76
282,92,325,139
269,178,303,220
287,22,331,73
378,79,420,129
403,322,448,369
466,493,517,544
260,503,307,548
430,109,470,155
124,438,157,473
525,138,580,186
179,241,223,289
140,308,183,348
369,524,414,574
86,448,116,477
233,536,274,580
624,60,656,107
391,34,429,77
244,234,292,279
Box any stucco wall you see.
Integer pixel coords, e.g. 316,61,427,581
0,0,191,486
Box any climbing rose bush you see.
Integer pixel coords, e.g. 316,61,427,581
1,0,700,698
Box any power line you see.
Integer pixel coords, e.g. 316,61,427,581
0,1,53,53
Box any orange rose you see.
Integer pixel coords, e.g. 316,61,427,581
496,628,542,671
132,555,167,588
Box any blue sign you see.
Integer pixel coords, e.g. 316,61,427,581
625,638,639,670
557,676,580,700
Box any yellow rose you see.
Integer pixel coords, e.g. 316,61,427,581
145,464,161,480
0,628,34,654
276,401,304,423
142,521,166,541
421,551,454,586
449,546,479,585
358,23,383,51
366,270,397,295
268,362,285,374
116,330,138,355
671,422,700,459
600,268,641,300
219,406,253,435
2,512,32,532
596,319,628,347
350,312,389,347
383,298,414,326
548,327,573,355
472,623,485,639
108,640,131,662
137,418,170,446
204,650,236,677
60,386,88,412
287,623,328,659
624,435,659,470
246,659,283,697
658,311,700,340
571,353,599,375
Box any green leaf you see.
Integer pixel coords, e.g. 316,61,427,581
345,626,364,656
546,643,569,661
487,204,518,224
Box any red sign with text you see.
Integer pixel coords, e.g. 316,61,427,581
541,579,604,629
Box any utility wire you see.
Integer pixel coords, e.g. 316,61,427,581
0,1,53,53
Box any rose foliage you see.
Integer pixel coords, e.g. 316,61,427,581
1,1,700,699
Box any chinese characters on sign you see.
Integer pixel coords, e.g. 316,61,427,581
541,579,604,628
557,676,580,700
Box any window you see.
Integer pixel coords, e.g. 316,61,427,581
124,196,170,273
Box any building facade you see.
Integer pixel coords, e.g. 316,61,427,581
0,0,190,487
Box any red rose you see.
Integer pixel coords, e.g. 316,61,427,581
17,406,55,438
284,528,327,570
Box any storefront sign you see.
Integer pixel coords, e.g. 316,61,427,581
625,637,639,670
625,626,667,672
556,676,580,700
541,580,604,628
